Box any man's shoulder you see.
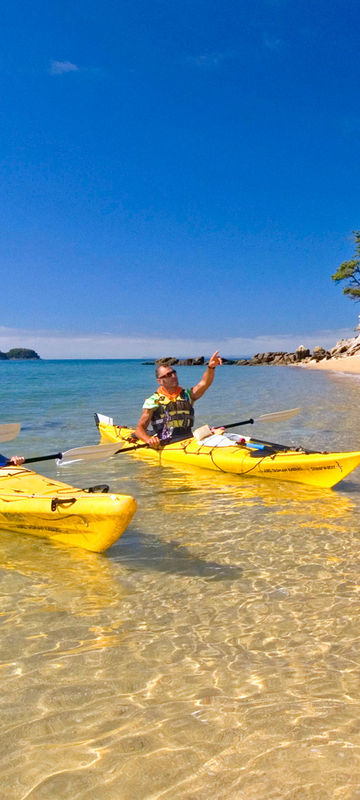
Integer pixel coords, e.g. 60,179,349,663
183,388,193,402
143,391,161,410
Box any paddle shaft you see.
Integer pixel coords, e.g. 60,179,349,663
0,443,125,467
108,410,301,454
111,414,303,454
109,427,262,454
222,419,254,429
24,453,63,464
0,452,63,467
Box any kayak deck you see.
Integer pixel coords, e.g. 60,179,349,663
95,416,360,489
0,465,137,552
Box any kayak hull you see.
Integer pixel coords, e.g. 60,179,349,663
96,418,360,489
0,466,137,552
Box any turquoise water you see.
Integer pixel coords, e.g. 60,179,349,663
1,360,360,799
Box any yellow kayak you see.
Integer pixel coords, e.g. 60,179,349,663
0,465,137,552
95,416,360,489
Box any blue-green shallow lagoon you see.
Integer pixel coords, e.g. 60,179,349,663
1,359,360,799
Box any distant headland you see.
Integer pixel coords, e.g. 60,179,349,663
0,348,40,360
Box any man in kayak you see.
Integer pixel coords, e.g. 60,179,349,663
135,351,222,448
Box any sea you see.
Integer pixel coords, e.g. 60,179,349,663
1,358,360,800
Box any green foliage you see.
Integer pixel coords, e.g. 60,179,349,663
0,348,40,360
6,348,40,359
332,231,360,301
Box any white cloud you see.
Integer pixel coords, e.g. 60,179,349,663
50,60,79,75
0,326,355,360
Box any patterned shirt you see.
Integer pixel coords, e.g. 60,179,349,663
143,387,192,410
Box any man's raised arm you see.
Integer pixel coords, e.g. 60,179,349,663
191,351,222,401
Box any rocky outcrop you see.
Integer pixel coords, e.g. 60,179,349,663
312,346,328,361
144,348,330,367
142,336,360,368
177,357,205,366
236,335,360,365
327,335,360,359
236,345,320,366
154,357,179,366
144,356,237,366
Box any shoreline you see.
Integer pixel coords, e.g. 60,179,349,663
299,353,360,374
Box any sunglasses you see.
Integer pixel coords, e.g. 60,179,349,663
159,369,177,379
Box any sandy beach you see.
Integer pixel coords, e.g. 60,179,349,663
302,353,360,374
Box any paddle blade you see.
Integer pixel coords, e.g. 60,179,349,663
0,423,21,443
57,442,124,466
256,408,301,423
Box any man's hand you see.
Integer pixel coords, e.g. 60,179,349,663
9,456,25,466
208,350,222,369
146,435,161,449
135,410,161,448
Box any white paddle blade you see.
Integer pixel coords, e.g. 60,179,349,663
256,407,301,423
0,423,21,443
57,442,124,466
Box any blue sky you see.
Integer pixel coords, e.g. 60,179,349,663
2,0,360,357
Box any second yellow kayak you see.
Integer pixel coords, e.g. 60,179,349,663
0,464,137,552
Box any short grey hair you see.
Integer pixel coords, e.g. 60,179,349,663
156,364,176,379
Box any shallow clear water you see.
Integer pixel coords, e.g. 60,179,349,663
1,360,360,799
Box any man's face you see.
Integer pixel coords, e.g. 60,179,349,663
157,367,179,392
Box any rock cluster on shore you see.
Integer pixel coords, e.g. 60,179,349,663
142,334,360,367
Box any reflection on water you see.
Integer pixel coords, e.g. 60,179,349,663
1,363,360,798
